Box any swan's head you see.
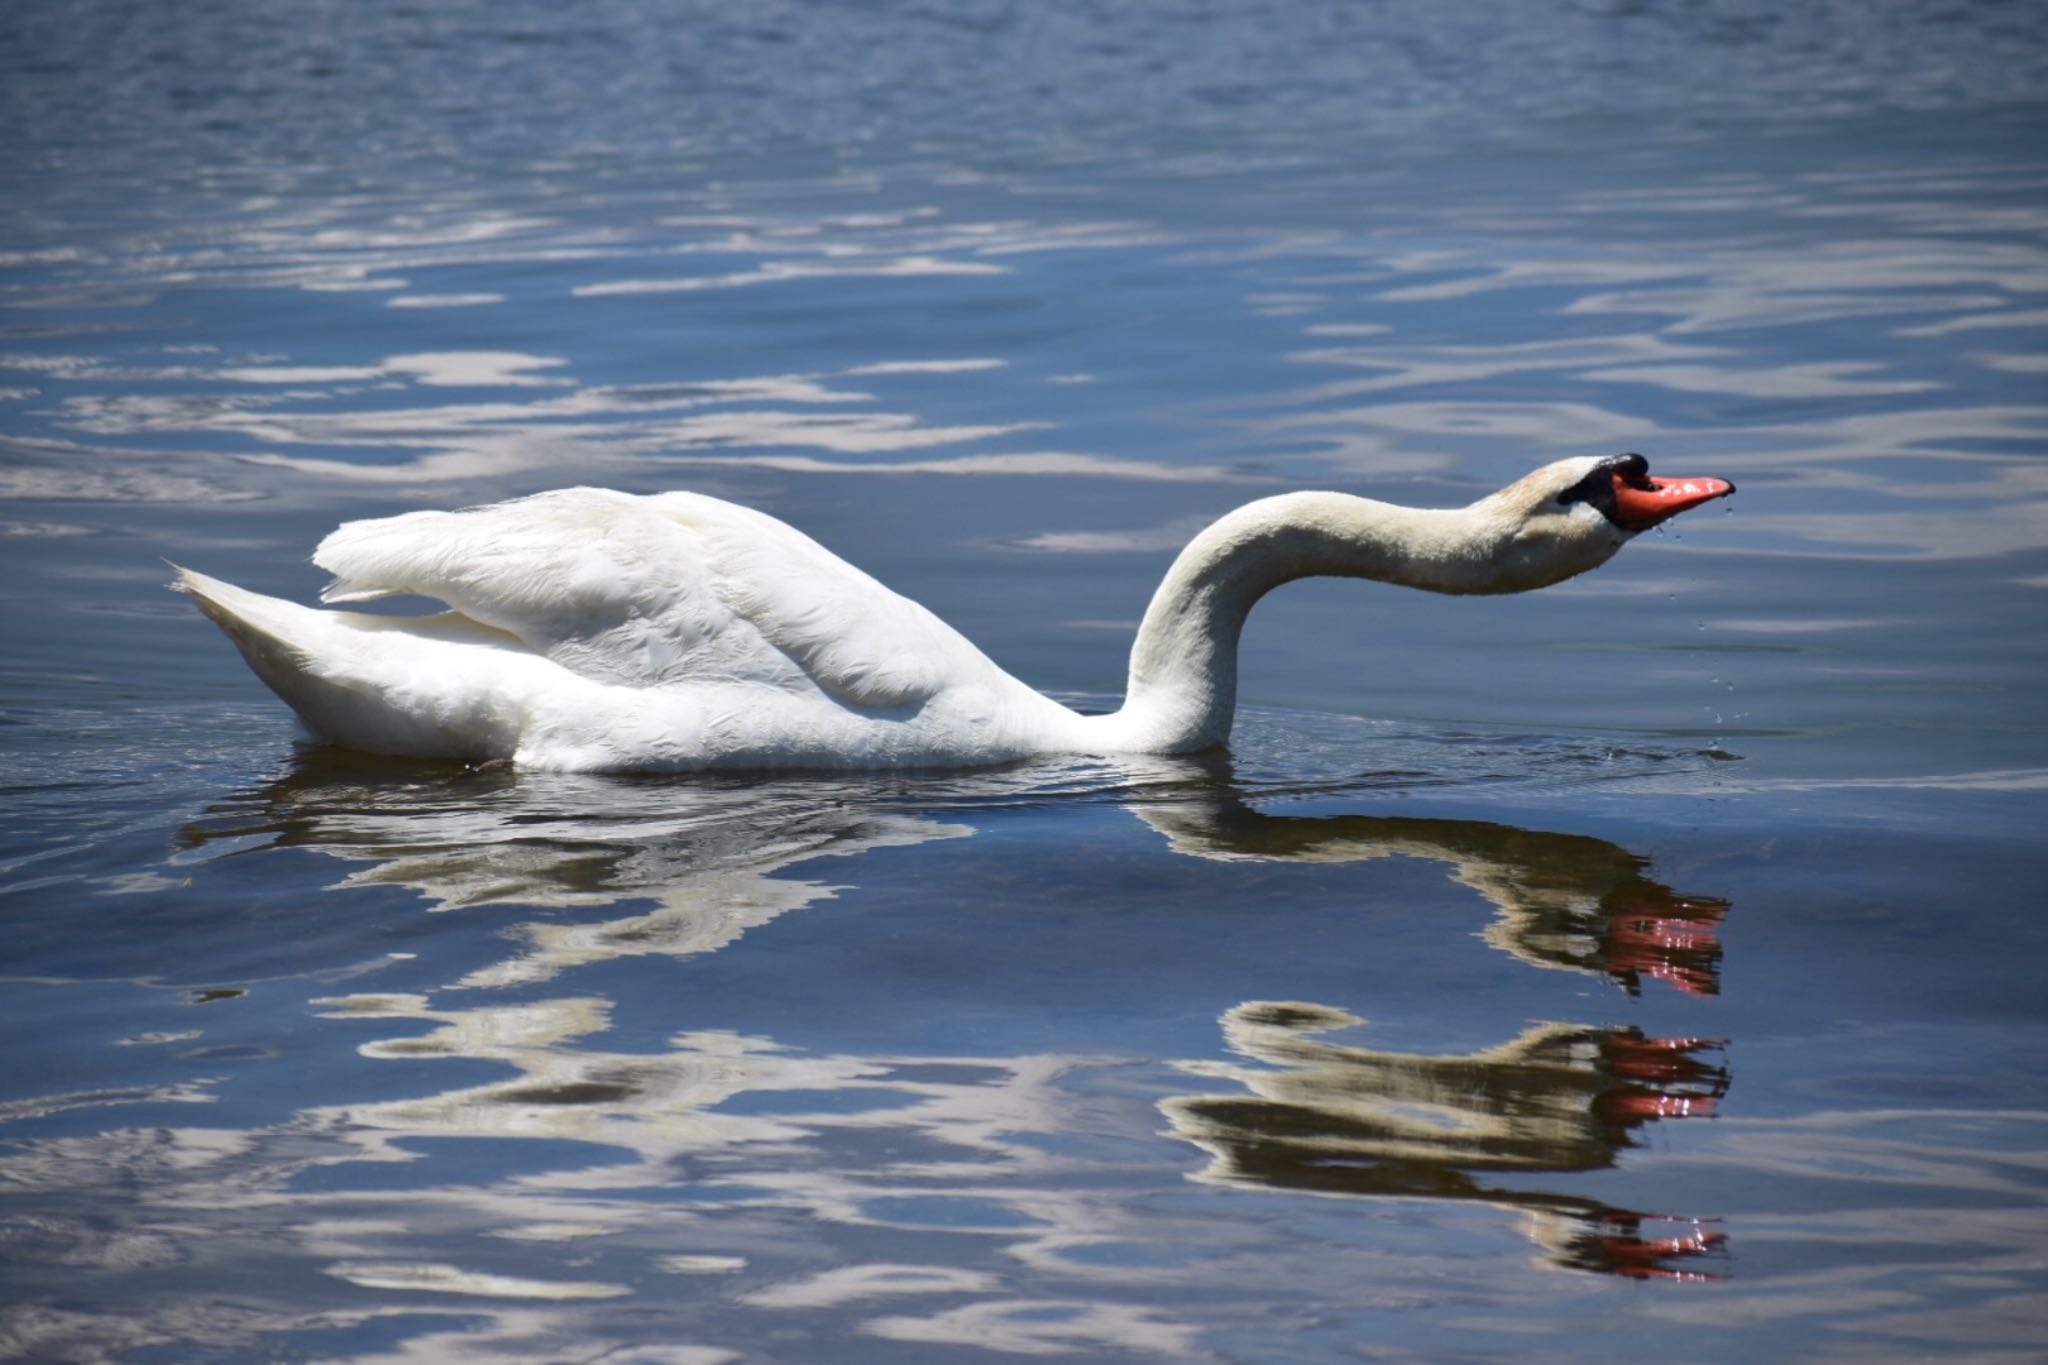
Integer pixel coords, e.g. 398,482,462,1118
1470,453,1736,592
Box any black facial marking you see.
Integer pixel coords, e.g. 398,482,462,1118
1557,452,1652,528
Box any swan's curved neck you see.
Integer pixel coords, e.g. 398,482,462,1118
1085,491,1515,752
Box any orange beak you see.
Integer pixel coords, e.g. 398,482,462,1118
1611,473,1736,532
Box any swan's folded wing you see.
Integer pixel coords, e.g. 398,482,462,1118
313,488,736,688
659,492,988,709
313,488,988,708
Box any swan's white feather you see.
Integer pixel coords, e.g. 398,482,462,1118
183,488,1068,770
313,487,987,708
181,461,1731,771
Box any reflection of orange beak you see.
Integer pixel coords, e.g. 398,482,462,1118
1606,1032,1724,1083
1612,473,1736,532
1597,1033,1727,1125
1599,1222,1729,1280
1608,899,1728,996
1600,1089,1718,1121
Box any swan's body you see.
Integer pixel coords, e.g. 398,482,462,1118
179,454,1731,771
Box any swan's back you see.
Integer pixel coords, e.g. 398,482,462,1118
184,460,1734,771
316,488,984,708
187,488,1058,770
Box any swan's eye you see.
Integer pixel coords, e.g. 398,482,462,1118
1557,466,1613,509
1611,452,1654,490
1554,453,1659,530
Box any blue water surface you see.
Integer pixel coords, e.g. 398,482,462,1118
3,1,2047,1360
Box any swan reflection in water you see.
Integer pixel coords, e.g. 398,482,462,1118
1164,1001,1729,1281
177,750,974,988
1129,784,1728,996
1128,783,1731,1279
179,746,1727,998
169,747,1733,1286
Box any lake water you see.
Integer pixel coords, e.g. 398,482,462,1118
4,1,2047,1360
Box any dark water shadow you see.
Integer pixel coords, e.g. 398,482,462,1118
1125,774,1729,997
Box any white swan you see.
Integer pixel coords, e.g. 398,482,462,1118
178,453,1732,771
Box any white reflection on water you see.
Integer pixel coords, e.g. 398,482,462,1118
1279,331,1722,399
574,254,1009,296
0,433,268,504
1898,307,2048,337
182,762,971,988
306,993,972,1167
29,351,1265,488
1265,398,1662,450
327,1261,628,1299
741,1263,999,1308
1972,350,2048,375
222,352,571,388
684,449,1260,481
1580,361,1942,398
859,1300,1199,1358
1568,286,2008,334
4,159,2045,561
0,762,2038,1360
386,293,509,309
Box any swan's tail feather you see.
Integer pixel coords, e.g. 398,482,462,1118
173,566,513,758
174,566,332,684
319,577,405,605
